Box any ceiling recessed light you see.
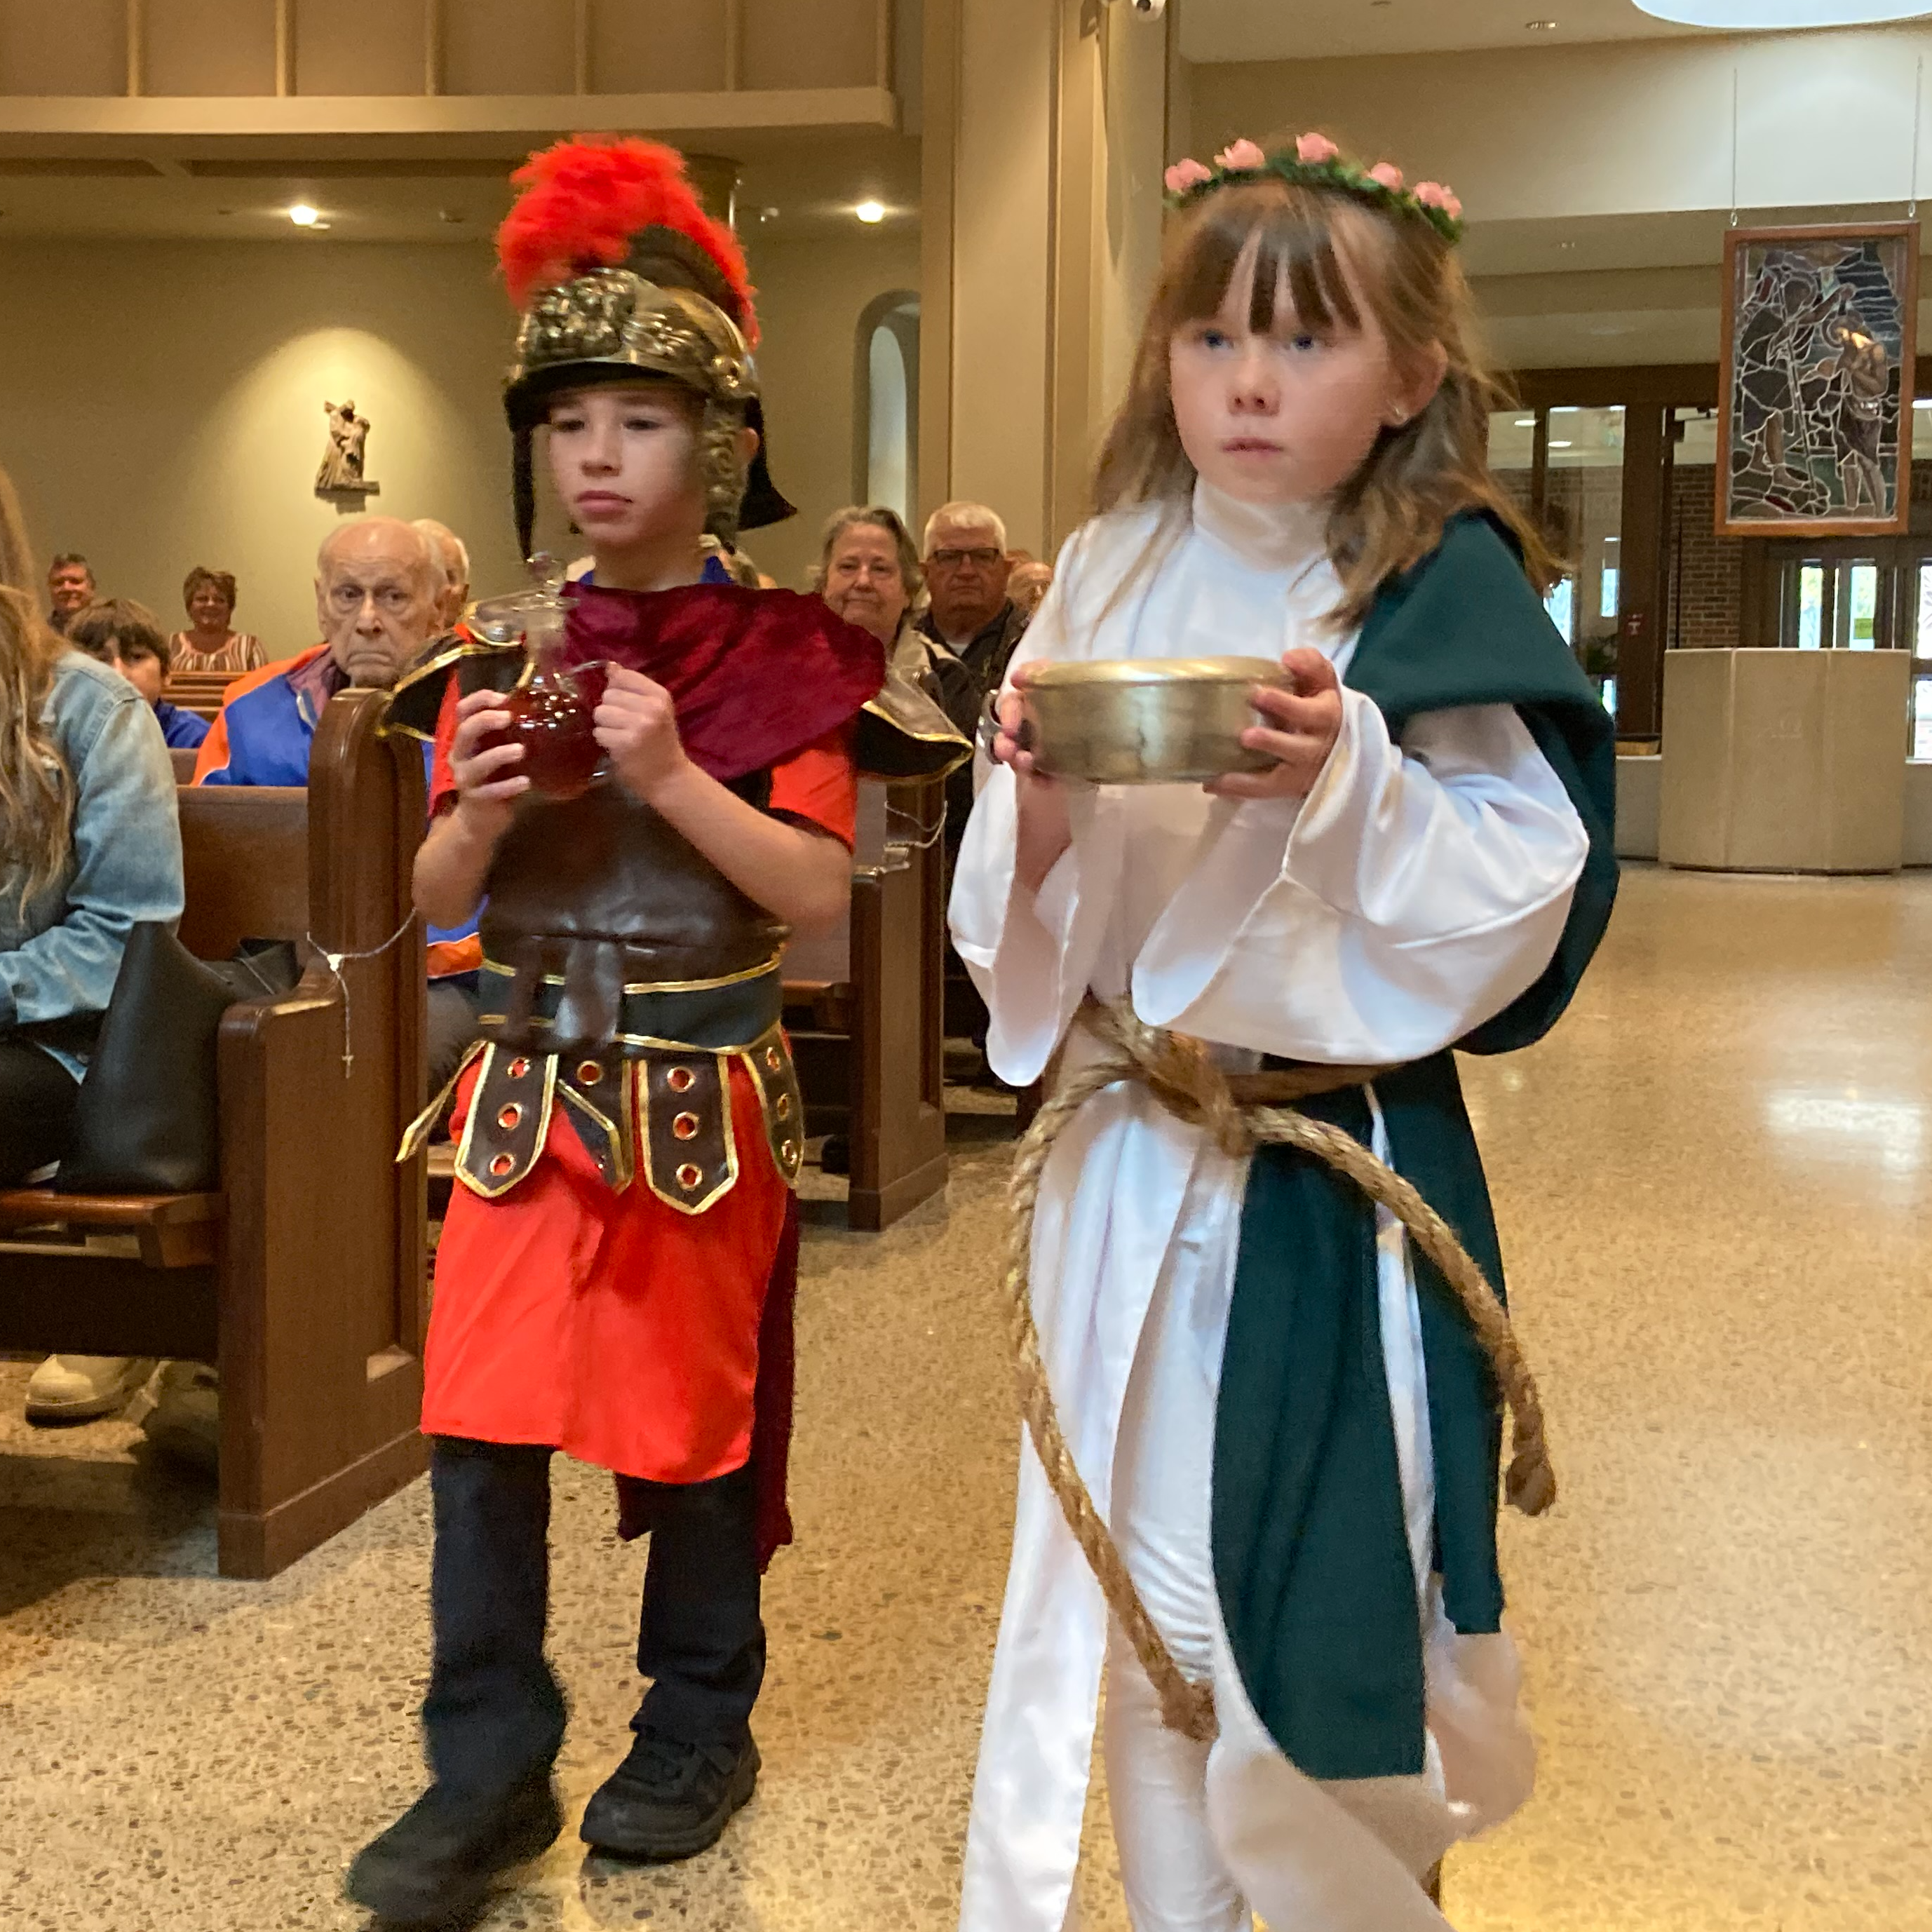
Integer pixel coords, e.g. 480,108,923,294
759,205,780,223
1514,416,1536,427
1526,17,1559,28
855,199,886,224
1549,440,1574,448
288,203,320,227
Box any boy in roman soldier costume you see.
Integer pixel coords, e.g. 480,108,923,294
348,138,961,1925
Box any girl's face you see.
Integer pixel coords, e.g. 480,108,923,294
1168,238,1433,507
546,382,705,552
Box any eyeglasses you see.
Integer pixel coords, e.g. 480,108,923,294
928,546,1004,569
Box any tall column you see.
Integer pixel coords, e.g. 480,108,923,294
921,0,1169,558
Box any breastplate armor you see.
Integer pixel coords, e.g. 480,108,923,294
441,778,804,1212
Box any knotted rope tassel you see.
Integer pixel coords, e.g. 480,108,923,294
1002,999,1558,1743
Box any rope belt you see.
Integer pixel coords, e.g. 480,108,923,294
1004,997,1558,1745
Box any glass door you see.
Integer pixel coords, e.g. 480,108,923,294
1488,403,1625,718
1769,536,1931,751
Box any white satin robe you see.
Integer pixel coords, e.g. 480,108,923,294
947,485,1592,1932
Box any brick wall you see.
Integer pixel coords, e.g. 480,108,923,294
1667,467,1742,650
1667,459,1932,651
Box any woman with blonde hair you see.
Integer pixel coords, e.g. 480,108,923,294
0,463,185,1421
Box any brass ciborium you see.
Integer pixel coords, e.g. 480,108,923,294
1017,656,1289,785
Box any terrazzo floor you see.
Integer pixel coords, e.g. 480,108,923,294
2,865,1929,1929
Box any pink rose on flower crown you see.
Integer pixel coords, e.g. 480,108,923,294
1414,182,1453,210
1368,163,1404,191
1444,191,1464,220
1295,133,1340,165
1163,158,1214,195
1215,140,1268,172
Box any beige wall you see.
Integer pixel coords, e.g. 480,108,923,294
0,238,516,657
0,227,912,651
1187,24,1932,227
921,0,1169,560
737,225,923,590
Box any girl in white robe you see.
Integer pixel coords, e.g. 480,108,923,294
949,136,1616,1932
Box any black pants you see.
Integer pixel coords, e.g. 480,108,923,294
423,1438,765,1799
0,1039,79,1184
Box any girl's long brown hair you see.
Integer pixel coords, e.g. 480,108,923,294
1093,175,1558,630
0,463,75,913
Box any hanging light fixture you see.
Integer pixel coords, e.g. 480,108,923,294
1632,3,1931,23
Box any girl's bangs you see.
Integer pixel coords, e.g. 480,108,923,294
1166,184,1363,337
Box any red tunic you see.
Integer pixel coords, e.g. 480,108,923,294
420,694,856,1485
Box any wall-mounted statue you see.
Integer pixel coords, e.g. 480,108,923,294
316,399,380,497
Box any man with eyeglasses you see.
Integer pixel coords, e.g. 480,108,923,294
195,515,480,1083
915,501,1029,707
196,517,440,784
157,518,480,1465
195,512,478,1072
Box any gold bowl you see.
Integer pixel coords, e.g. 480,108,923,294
1019,656,1288,785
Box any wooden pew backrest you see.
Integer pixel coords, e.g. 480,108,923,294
176,785,309,958
170,669,238,722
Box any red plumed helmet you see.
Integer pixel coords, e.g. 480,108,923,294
497,135,758,346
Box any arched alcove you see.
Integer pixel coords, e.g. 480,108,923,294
852,288,920,526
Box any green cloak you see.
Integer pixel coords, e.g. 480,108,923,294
1210,512,1618,1781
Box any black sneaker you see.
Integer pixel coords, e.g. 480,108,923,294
344,1776,561,1926
579,1727,760,1862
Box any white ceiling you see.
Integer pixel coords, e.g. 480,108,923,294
1181,0,1716,64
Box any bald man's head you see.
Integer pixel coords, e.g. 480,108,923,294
315,517,438,687
411,518,471,627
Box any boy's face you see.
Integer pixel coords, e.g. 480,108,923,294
546,383,708,555
1168,236,1433,508
108,641,165,705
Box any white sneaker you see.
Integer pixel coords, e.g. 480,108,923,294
24,1354,157,1423
138,1362,220,1471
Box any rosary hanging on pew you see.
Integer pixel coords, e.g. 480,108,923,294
307,910,422,1078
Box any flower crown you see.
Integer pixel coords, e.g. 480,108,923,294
1163,134,1464,245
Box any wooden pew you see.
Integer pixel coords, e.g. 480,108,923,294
0,689,431,1579
168,668,238,722
783,776,949,1231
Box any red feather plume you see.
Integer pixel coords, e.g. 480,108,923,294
497,136,758,347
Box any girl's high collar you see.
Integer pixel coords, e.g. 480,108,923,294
1189,478,1331,576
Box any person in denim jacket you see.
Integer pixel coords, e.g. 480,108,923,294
0,468,184,1421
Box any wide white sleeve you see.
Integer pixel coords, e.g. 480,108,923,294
1132,694,1589,1063
946,531,1126,1087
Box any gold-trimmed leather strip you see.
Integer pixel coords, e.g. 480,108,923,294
454,1046,558,1200
480,954,783,995
743,1026,805,1189
640,1051,740,1215
397,1038,486,1163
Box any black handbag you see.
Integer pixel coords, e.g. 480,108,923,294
54,923,300,1196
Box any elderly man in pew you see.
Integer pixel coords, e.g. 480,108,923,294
194,516,483,1090
0,466,186,1426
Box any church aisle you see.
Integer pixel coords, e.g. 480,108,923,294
0,867,1926,1928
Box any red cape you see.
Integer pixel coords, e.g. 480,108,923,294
562,581,886,784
